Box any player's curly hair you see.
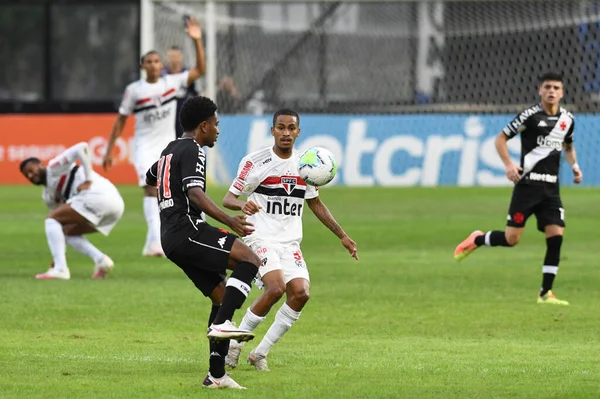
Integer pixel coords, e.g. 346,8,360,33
179,96,218,132
19,157,41,172
273,108,300,126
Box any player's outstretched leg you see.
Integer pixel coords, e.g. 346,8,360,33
454,229,518,261
207,239,260,342
453,230,483,261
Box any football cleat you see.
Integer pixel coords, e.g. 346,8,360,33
537,290,569,305
202,373,246,389
36,268,70,280
142,243,165,257
247,350,270,371
225,342,243,368
207,320,255,342
454,230,483,261
92,255,114,279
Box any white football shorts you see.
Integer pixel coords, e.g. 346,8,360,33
248,241,310,285
68,187,125,236
133,143,169,187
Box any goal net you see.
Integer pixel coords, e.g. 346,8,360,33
148,0,600,186
151,0,600,112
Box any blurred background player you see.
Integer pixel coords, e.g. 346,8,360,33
454,71,582,305
222,108,358,371
102,16,206,257
145,96,260,389
161,45,199,138
216,76,241,114
20,142,125,280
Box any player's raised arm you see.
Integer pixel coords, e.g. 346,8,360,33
184,17,206,85
52,142,93,182
306,197,358,260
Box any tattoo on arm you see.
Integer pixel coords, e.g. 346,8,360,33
307,197,346,239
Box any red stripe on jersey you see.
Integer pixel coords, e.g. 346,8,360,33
261,176,307,186
135,97,152,105
55,175,67,203
162,88,176,97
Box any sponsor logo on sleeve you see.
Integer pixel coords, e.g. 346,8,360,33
238,160,254,181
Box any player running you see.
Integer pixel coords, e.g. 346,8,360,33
103,16,206,257
454,71,582,305
20,142,125,280
222,108,358,371
145,96,260,390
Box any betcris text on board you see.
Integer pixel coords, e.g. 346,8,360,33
214,114,577,187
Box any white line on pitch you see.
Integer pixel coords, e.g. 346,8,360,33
11,353,201,364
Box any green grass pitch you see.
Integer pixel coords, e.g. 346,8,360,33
1,185,599,398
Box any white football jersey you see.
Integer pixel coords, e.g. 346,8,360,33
228,146,319,245
42,143,120,210
118,72,189,152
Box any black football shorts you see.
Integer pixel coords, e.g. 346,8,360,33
506,183,565,232
166,223,238,297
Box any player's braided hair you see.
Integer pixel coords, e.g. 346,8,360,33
19,157,41,172
179,96,218,132
273,108,300,126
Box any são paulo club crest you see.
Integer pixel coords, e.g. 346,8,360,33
281,176,297,195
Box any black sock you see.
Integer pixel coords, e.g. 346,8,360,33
207,305,228,378
540,235,562,296
474,231,511,247
213,261,258,325
208,304,219,328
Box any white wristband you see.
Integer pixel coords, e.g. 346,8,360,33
572,163,580,170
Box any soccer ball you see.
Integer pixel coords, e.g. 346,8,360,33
298,147,337,187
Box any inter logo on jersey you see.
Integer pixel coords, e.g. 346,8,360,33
281,177,297,195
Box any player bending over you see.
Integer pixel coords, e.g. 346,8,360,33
454,71,583,305
20,142,125,280
222,108,358,371
104,16,206,257
145,96,261,390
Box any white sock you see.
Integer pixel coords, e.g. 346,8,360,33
230,308,266,346
65,235,106,264
143,197,161,248
45,218,68,272
254,303,301,356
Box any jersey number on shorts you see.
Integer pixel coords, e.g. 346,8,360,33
156,154,173,199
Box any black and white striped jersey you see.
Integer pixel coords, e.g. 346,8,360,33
502,103,574,185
